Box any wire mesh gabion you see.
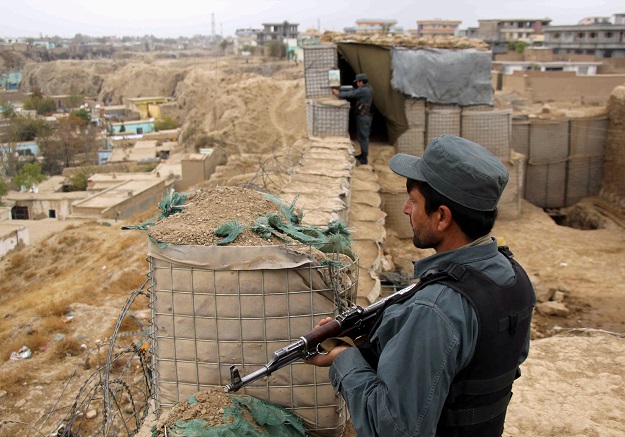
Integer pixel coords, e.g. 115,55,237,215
426,107,461,143
306,99,350,137
148,242,358,436
461,109,512,159
303,45,338,71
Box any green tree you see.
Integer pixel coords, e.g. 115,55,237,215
153,115,178,131
39,114,100,174
0,178,7,205
12,161,46,190
266,41,287,59
1,100,16,119
66,92,84,110
71,107,91,123
2,116,53,142
63,165,95,192
23,90,57,115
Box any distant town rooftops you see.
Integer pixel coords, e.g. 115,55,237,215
356,19,399,25
479,18,552,23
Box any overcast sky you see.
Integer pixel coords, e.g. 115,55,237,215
1,0,624,39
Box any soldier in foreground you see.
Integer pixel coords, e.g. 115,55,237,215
308,135,536,436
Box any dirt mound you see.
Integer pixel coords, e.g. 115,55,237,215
20,58,307,157
148,186,285,246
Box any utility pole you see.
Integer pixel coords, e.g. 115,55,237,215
211,13,216,43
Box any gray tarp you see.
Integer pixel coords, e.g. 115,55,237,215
336,44,493,144
391,48,494,106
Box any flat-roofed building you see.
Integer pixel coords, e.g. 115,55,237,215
544,23,625,58
414,20,461,37
345,19,402,35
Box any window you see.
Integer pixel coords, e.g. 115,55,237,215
11,206,28,220
49,210,56,218
590,32,597,39
577,32,585,39
136,127,143,134
554,32,561,39
606,32,613,38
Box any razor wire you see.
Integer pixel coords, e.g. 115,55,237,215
0,275,155,437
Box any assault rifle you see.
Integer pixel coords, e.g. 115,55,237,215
321,85,354,92
224,282,419,392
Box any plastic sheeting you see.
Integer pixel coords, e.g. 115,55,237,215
163,394,307,437
391,48,493,106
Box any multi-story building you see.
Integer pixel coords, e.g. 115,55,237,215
234,28,260,54
257,22,299,46
414,20,461,37
578,17,612,25
344,19,402,35
474,18,552,53
543,23,625,58
478,18,551,42
298,28,322,46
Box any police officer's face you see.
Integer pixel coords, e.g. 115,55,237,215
403,187,441,250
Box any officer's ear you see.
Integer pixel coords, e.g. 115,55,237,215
436,205,453,232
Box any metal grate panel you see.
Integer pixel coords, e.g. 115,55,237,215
306,99,350,137
426,107,461,143
305,68,333,98
525,161,567,208
461,109,512,158
303,45,338,71
395,128,425,156
528,120,569,164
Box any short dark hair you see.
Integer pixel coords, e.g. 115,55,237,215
407,179,497,240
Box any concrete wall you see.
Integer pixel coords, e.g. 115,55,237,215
500,71,625,104
0,224,29,258
178,149,226,192
12,198,78,220
100,180,174,220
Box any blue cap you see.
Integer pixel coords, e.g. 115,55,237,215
389,135,509,211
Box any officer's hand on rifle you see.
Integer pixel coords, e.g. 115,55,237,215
304,317,351,367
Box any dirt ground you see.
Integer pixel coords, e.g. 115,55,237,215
1,56,625,436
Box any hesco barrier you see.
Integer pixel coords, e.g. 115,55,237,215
148,242,358,437
499,152,526,220
305,69,333,99
303,44,338,71
570,118,608,157
306,98,350,137
395,127,425,156
509,118,608,209
566,155,603,205
426,107,461,143
528,120,569,164
381,191,413,238
525,161,567,208
404,98,426,130
461,109,512,159
511,118,530,157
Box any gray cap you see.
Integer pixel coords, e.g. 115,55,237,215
389,135,509,211
353,73,368,84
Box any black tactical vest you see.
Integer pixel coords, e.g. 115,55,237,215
433,246,536,437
